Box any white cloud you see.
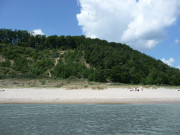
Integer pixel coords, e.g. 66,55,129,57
175,39,179,44
177,65,180,69
161,58,175,66
30,29,44,36
77,0,180,51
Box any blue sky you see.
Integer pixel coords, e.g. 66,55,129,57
146,17,180,68
0,0,82,36
0,0,180,68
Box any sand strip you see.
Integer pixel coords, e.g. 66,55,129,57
0,88,180,104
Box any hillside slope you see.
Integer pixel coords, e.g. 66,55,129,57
0,29,180,85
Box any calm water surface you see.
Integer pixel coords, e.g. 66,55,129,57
0,104,180,135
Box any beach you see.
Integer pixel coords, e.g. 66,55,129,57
0,88,180,104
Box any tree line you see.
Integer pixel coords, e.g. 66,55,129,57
0,29,180,85
0,28,83,49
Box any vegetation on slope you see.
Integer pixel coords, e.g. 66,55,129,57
0,29,180,85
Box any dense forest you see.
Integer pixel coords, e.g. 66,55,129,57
0,29,180,85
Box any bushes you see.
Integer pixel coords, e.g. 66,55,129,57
88,69,106,82
13,57,28,73
0,44,56,78
52,59,89,79
30,59,54,77
52,52,59,58
51,51,89,79
0,59,11,67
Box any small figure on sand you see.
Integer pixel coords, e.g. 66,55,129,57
130,87,143,92
134,88,140,91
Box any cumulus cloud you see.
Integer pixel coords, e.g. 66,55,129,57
77,0,180,51
175,39,179,44
177,65,180,69
161,58,175,66
30,29,44,36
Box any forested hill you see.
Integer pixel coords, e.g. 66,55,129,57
0,29,180,85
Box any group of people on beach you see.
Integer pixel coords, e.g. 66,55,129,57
130,88,180,92
130,88,143,92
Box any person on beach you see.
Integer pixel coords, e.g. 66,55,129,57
130,88,134,91
135,88,140,91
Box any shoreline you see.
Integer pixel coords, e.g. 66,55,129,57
1,100,180,104
0,88,180,104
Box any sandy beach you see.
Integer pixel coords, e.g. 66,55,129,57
0,87,180,104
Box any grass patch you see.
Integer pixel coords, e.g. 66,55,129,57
91,85,105,90
39,80,46,85
55,83,64,88
0,78,180,89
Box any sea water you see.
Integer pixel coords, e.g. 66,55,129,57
0,104,180,135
